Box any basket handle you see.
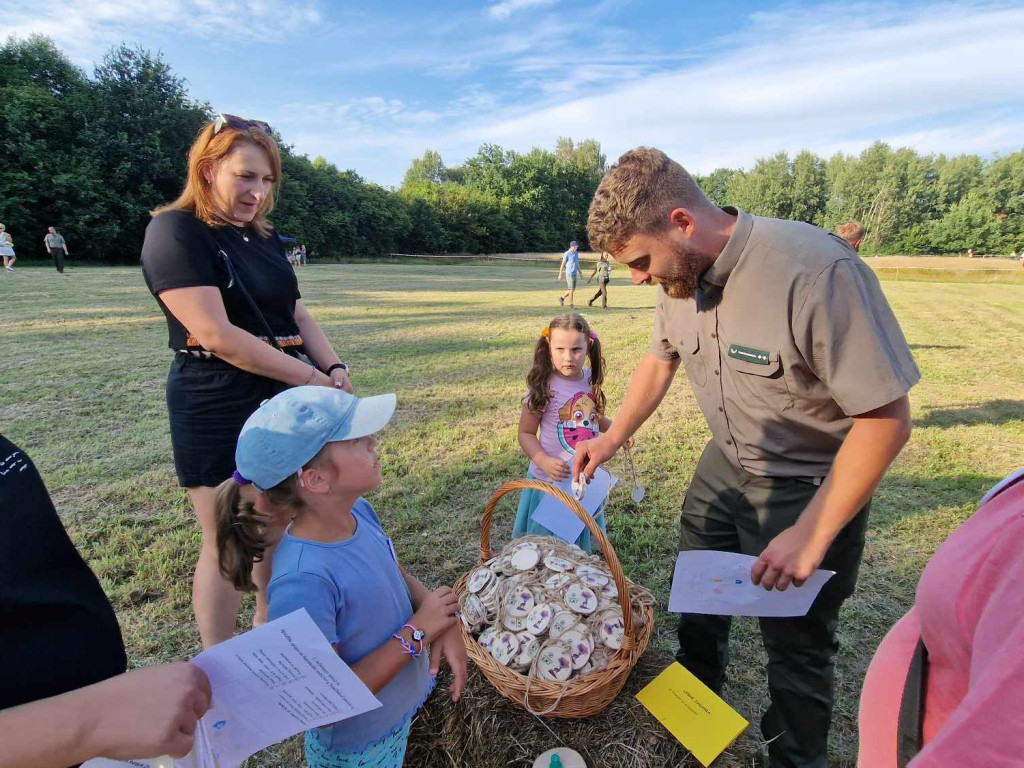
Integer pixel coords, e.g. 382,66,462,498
479,478,636,642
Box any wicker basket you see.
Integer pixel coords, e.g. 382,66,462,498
453,478,654,718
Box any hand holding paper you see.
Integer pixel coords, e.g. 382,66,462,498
570,432,619,484
84,610,380,768
84,663,211,763
751,519,833,591
531,468,617,545
669,551,834,618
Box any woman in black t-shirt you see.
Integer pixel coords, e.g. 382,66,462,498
141,114,351,648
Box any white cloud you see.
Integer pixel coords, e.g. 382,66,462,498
487,0,558,22
0,0,322,62
7,0,1022,187
292,2,1024,185
438,2,1024,173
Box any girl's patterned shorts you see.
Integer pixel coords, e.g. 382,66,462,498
304,717,412,768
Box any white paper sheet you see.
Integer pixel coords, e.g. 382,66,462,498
530,468,617,544
668,550,835,618
84,609,380,768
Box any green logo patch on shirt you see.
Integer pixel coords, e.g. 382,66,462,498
728,344,770,365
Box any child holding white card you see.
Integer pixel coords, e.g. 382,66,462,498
214,387,466,768
515,313,619,553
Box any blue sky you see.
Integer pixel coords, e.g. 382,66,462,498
5,0,1024,187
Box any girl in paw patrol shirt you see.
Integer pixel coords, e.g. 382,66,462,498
515,313,611,553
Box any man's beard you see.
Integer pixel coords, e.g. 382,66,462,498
652,241,715,299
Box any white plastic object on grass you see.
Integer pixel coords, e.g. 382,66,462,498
623,444,646,503
532,747,587,768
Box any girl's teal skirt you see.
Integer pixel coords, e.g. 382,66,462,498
512,471,607,554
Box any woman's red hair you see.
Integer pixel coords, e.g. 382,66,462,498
152,120,282,237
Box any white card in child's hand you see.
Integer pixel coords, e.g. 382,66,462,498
531,468,617,545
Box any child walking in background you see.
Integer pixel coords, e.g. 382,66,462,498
515,313,614,553
216,386,466,768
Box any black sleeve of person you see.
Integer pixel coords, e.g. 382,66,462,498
0,434,127,710
140,210,221,295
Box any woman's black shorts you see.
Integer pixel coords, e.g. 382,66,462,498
166,355,289,488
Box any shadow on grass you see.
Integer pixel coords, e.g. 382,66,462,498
312,267,565,294
916,400,1024,429
870,471,1002,527
908,344,965,351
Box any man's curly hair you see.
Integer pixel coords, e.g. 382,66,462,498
586,147,713,255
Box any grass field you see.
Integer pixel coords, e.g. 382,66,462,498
1,263,1023,767
443,252,1024,284
865,255,1023,269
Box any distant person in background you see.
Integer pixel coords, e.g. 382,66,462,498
299,243,307,266
857,469,1024,767
835,221,865,252
1,224,16,271
557,240,581,308
587,251,613,308
44,227,69,274
967,248,975,258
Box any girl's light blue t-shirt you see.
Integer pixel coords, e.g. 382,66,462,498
267,498,434,752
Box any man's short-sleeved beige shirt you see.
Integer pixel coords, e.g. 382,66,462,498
651,207,920,478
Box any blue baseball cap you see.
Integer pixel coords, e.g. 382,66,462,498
234,386,396,492
570,240,579,248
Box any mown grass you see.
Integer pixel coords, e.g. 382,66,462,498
1,264,1022,767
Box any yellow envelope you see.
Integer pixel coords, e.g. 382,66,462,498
636,662,748,767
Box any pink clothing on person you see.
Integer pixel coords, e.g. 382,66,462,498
858,475,1024,767
525,370,599,482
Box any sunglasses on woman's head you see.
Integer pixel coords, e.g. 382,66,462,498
213,113,271,135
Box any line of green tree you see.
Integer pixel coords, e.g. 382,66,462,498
699,147,1024,255
2,36,1022,263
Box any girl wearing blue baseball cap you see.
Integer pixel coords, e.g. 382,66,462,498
215,386,466,767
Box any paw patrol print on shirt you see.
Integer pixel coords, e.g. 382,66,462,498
556,391,600,453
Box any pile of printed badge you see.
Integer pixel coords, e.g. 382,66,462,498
459,535,647,683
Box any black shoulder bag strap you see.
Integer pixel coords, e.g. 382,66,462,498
213,231,317,368
896,638,928,767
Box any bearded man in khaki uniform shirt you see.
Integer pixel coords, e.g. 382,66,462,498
573,148,919,768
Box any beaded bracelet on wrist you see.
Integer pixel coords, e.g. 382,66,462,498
392,633,422,658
